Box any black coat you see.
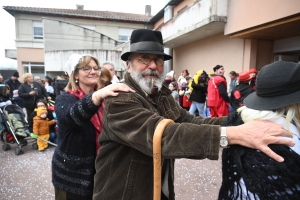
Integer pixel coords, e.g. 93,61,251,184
189,79,207,103
18,82,48,110
230,83,254,110
4,78,21,98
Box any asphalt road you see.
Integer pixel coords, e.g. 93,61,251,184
0,142,222,200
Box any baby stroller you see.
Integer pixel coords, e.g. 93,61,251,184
0,104,37,155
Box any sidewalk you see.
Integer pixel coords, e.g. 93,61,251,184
0,143,222,200
0,144,55,200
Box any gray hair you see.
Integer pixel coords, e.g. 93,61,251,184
102,61,115,68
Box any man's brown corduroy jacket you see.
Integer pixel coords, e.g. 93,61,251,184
93,73,225,200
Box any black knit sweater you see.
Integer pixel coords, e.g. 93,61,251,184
218,111,300,200
52,92,101,197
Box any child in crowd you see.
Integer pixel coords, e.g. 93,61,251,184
33,107,56,152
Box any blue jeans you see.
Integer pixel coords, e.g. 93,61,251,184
189,101,206,118
50,132,57,144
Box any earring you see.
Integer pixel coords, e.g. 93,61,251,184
75,79,78,83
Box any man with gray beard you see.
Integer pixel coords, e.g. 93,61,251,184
93,29,293,200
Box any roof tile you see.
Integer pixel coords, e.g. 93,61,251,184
3,6,152,22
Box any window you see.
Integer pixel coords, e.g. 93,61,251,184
33,21,43,39
118,28,134,42
118,35,130,42
23,62,45,78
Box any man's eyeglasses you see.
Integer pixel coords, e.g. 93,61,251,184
138,55,164,66
79,66,101,73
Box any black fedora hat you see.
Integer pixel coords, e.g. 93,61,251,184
244,61,300,110
121,29,173,61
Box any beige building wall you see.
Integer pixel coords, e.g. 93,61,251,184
154,0,195,30
173,0,195,15
225,0,300,34
172,33,244,81
256,40,274,70
16,48,44,76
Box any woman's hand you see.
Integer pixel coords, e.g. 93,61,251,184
92,83,135,106
226,120,295,162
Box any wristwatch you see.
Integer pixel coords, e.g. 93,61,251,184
220,127,228,148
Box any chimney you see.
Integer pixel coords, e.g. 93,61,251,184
76,4,84,10
145,5,151,17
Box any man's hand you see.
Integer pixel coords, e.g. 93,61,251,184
226,120,295,162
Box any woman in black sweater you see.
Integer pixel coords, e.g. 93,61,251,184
52,54,134,200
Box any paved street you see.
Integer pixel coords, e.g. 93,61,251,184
0,142,222,200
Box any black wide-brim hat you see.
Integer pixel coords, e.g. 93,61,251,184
121,29,173,61
244,61,300,110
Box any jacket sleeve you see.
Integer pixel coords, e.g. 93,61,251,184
18,84,32,99
102,93,224,160
218,82,230,102
40,83,49,98
48,119,55,126
54,93,101,129
33,119,39,135
191,80,204,90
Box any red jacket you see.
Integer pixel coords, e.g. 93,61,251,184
207,76,229,116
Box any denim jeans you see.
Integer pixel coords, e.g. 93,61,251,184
189,101,206,118
50,132,57,144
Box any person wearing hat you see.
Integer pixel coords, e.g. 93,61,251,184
93,29,294,200
229,71,254,110
163,70,176,87
219,61,300,199
207,65,230,117
33,107,56,152
51,54,134,199
188,70,208,117
4,71,22,107
249,68,258,90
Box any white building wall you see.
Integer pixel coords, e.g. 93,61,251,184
45,50,124,73
43,18,118,52
158,0,227,41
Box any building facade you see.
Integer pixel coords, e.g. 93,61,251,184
4,1,300,82
3,5,153,79
150,0,300,82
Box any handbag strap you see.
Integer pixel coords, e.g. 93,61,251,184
153,119,174,200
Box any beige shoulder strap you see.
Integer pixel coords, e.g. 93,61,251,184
153,119,174,200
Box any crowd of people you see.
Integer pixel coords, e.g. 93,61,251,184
1,28,300,199
163,63,259,119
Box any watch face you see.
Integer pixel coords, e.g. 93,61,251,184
220,136,228,147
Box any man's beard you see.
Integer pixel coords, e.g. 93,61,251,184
130,64,164,94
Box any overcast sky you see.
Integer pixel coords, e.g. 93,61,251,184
0,0,166,58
